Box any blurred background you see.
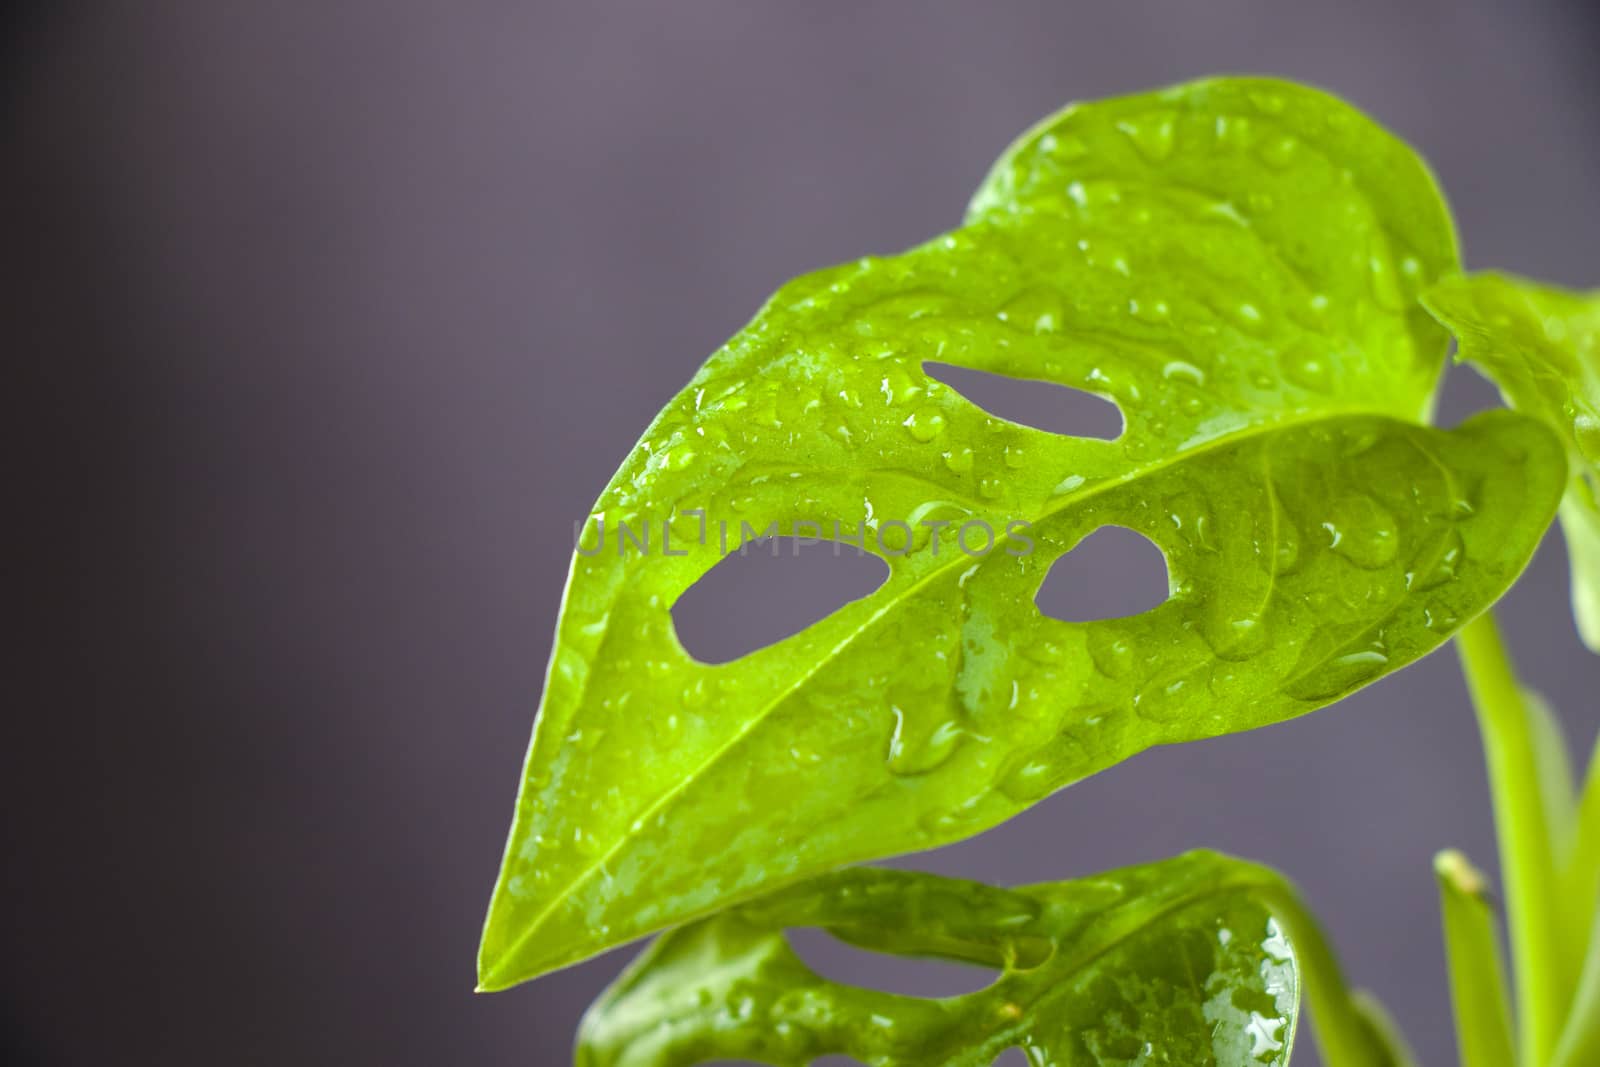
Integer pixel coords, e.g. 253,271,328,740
7,2,1600,1064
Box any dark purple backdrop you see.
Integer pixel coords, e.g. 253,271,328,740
8,3,1600,1064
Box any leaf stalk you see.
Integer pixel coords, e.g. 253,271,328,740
1457,612,1568,1064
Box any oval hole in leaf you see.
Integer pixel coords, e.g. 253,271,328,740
786,927,998,997
671,538,890,664
924,361,1123,439
1035,526,1169,622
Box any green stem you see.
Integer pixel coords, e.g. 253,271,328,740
1457,613,1567,1064
1552,895,1600,1067
1434,850,1517,1067
1553,742,1600,1067
1261,881,1413,1067
1569,733,1600,948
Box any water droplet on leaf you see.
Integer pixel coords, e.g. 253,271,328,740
1407,528,1465,591
1257,135,1298,169
1280,345,1333,393
886,706,965,775
1116,111,1178,161
1162,360,1206,386
1324,494,1399,569
904,408,946,442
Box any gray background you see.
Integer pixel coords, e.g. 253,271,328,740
7,2,1600,1064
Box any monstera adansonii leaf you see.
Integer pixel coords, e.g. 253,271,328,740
479,77,1566,989
1423,273,1600,652
577,852,1301,1067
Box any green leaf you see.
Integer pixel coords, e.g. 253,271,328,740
479,76,1567,988
1422,273,1600,650
576,851,1301,1067
1433,850,1517,1067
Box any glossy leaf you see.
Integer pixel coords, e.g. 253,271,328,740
479,77,1567,988
1423,273,1600,650
577,852,1300,1067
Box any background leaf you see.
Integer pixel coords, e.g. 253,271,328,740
577,852,1299,1067
480,78,1566,988
1423,273,1600,650
1433,850,1516,1067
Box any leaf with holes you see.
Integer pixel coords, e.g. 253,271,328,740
479,77,1567,989
1423,273,1599,650
577,852,1301,1066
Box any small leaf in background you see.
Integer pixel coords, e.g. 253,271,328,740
479,77,1568,988
1423,273,1599,650
577,852,1298,1067
1434,850,1517,1067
